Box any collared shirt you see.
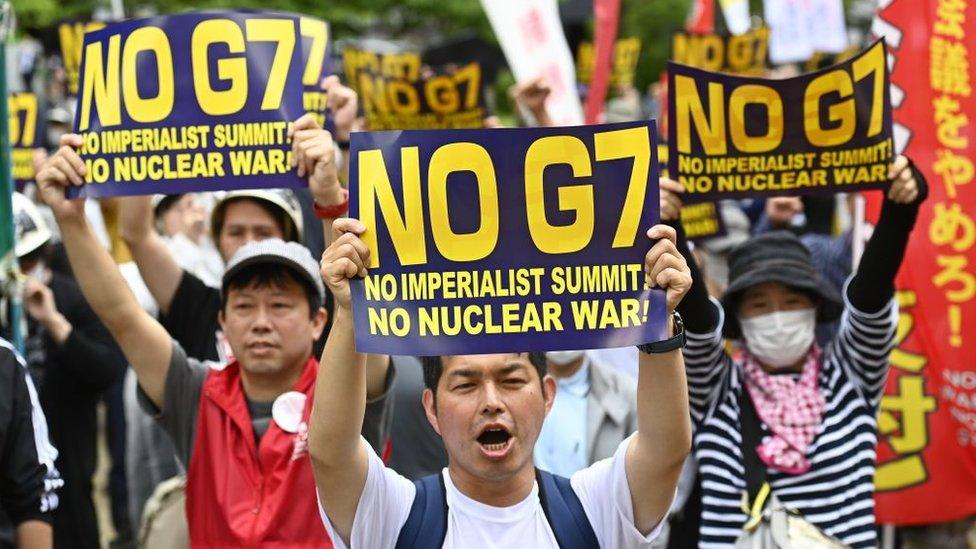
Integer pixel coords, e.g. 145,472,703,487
534,358,590,477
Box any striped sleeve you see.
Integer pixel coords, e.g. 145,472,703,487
829,278,899,406
683,298,733,423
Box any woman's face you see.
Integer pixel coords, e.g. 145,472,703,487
738,281,814,319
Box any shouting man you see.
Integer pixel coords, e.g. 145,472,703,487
310,217,692,548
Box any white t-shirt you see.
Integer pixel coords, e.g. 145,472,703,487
319,436,667,549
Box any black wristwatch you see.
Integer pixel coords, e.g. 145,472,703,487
637,312,685,354
336,139,351,151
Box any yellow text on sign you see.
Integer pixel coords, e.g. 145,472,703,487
675,41,886,155
8,93,38,147
358,127,652,268
77,18,297,131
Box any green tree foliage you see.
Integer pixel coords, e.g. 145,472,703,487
12,0,493,38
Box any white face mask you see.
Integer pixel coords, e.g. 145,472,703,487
546,350,585,365
740,308,816,369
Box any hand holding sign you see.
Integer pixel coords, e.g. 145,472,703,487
36,135,87,220
323,75,358,143
644,225,691,315
322,218,370,310
289,114,342,206
887,155,922,204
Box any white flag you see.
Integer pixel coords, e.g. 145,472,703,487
808,0,848,53
481,0,584,126
718,0,751,36
765,0,814,64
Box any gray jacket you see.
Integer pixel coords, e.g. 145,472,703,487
586,357,639,463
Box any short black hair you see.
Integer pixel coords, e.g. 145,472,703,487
420,353,548,394
221,262,321,317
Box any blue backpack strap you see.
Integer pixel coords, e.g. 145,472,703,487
536,469,600,549
395,473,448,549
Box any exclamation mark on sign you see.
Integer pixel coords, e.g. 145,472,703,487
642,299,650,324
948,305,962,347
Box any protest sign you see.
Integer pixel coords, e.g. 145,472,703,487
868,0,976,525
71,12,306,198
668,39,893,202
671,27,769,75
658,143,725,240
344,48,485,130
576,38,641,87
481,0,584,126
59,20,108,95
9,93,42,187
298,16,332,129
349,121,667,355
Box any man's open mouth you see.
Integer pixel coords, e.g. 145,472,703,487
477,426,513,453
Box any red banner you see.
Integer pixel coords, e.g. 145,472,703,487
583,0,621,124
870,0,976,525
685,0,715,34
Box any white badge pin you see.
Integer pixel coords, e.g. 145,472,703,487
272,391,307,434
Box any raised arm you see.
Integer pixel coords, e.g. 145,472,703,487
660,178,730,422
848,155,927,311
836,155,926,400
36,135,173,408
309,218,372,545
117,195,183,314
510,77,555,127
625,224,693,535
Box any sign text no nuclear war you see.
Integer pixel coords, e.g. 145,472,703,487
669,39,894,202
348,121,668,356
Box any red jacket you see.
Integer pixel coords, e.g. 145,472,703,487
185,357,331,548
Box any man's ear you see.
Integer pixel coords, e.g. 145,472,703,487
542,374,557,415
218,309,226,331
422,388,441,436
311,306,327,340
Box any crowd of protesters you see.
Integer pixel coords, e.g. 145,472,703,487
0,11,971,549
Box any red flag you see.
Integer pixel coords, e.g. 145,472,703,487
686,0,715,34
584,0,621,124
867,0,976,526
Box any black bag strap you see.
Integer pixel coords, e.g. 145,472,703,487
739,383,768,504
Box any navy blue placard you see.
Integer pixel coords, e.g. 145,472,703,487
668,39,893,203
71,11,305,198
349,121,667,355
